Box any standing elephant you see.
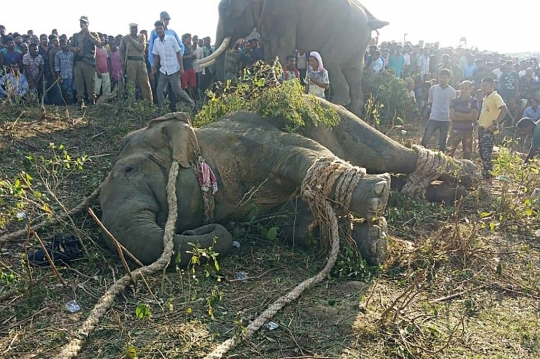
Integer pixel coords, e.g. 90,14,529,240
99,97,477,270
198,0,388,116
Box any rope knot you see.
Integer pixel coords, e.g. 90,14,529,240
401,145,448,199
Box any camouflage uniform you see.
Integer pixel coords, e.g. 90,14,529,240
478,127,495,179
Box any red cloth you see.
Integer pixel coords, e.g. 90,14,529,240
197,161,218,194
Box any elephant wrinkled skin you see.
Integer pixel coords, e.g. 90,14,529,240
204,0,388,116
100,99,475,268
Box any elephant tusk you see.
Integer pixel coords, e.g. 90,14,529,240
199,58,215,68
197,36,231,65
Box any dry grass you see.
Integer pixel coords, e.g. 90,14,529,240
1,106,540,358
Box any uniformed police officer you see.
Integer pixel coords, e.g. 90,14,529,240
119,23,153,102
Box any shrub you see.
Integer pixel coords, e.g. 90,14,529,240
194,61,340,133
362,69,415,126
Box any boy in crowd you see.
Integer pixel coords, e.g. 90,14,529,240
282,55,300,81
54,39,75,104
22,43,44,100
420,68,457,152
0,61,28,102
447,80,479,159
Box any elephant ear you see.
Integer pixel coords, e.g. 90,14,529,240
157,114,200,169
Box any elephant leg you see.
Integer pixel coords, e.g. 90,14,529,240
391,175,467,204
425,181,468,204
320,51,351,107
342,65,364,117
270,200,388,266
351,218,388,266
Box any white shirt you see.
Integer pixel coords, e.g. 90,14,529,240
418,55,430,75
193,46,205,74
152,35,182,75
371,57,384,73
492,68,503,81
403,53,411,66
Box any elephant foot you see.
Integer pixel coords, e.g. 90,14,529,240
349,173,391,220
351,217,388,266
176,224,234,268
425,181,468,204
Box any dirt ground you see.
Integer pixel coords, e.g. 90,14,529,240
1,102,540,359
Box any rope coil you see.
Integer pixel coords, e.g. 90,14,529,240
401,145,448,199
55,161,181,359
204,157,366,358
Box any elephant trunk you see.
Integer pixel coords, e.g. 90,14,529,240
101,207,233,268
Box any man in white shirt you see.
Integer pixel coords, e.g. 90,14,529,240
370,50,384,74
420,68,457,152
151,21,195,112
191,35,205,101
418,47,430,80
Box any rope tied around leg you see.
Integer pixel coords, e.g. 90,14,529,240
401,145,448,199
203,157,367,359
55,161,181,359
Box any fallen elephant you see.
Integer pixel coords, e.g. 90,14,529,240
99,101,477,268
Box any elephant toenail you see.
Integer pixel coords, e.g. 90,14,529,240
374,181,387,195
369,198,382,212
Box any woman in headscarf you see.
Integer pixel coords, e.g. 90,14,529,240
304,51,329,99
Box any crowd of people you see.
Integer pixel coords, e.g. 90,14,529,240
0,11,334,111
0,12,222,111
363,40,540,184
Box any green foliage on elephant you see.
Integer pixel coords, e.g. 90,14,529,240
362,69,416,126
194,62,340,133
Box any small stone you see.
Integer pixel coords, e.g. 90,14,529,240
263,321,279,331
235,271,248,282
232,241,241,248
65,300,81,313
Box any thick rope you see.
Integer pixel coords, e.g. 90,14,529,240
0,186,101,243
55,161,180,359
203,157,365,359
401,145,448,199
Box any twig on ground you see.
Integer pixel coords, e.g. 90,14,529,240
32,231,67,287
88,208,136,283
0,272,55,303
429,284,490,304
233,178,269,211
23,224,34,296
0,186,100,243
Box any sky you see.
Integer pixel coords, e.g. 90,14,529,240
1,0,538,54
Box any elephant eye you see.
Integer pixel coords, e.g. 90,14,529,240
125,167,133,174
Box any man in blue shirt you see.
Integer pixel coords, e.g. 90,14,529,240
516,116,540,164
523,98,540,122
148,11,183,108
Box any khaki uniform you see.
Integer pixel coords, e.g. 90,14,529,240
71,31,101,103
119,34,152,101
